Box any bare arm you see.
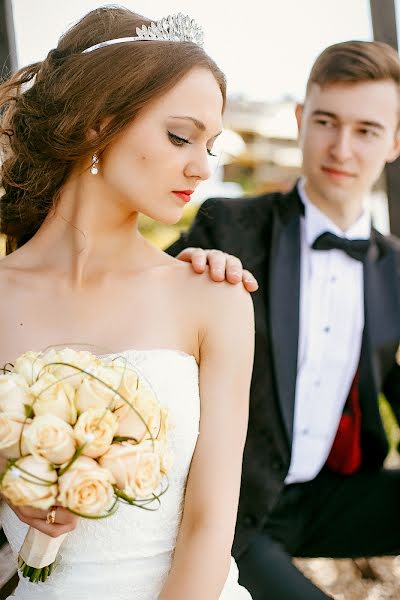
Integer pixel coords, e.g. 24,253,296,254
158,283,255,599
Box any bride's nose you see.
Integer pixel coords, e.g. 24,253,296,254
184,151,212,182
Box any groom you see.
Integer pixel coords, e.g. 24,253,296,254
167,40,400,599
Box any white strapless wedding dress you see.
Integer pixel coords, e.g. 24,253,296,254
1,349,252,600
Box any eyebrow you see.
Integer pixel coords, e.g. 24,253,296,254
169,115,206,131
312,110,385,130
169,115,222,138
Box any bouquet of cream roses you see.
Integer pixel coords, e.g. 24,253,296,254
0,347,173,583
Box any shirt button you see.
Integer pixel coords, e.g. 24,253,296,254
314,380,321,387
301,428,309,435
331,276,336,283
324,326,330,333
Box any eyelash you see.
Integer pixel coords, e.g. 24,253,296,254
167,132,217,157
315,121,379,138
359,129,378,137
315,119,334,127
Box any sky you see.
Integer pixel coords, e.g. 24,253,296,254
11,0,376,102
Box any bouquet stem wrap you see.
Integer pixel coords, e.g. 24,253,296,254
19,527,67,569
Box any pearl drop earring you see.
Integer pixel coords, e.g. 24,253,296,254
90,153,99,175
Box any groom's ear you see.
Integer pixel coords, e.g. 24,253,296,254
295,104,304,132
385,129,400,164
295,104,304,145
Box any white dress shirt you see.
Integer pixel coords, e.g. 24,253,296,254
285,180,371,484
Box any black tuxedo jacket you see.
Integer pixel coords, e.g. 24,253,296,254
167,186,400,557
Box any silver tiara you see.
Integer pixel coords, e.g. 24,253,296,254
82,13,204,54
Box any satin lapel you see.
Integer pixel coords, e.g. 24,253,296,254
269,193,302,442
361,233,400,407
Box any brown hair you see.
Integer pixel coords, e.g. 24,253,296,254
0,6,226,253
306,40,400,96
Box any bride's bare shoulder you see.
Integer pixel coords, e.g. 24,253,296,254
172,261,254,320
0,253,20,281
0,251,32,285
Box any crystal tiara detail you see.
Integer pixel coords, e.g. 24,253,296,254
82,13,204,54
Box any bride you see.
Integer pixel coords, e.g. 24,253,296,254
0,6,254,600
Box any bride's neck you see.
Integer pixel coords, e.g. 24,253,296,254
25,173,145,285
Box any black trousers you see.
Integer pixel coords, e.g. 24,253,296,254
236,467,400,600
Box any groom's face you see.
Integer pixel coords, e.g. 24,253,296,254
296,80,400,208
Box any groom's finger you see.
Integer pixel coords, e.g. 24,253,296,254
242,269,259,292
175,247,208,273
190,248,209,273
206,250,227,281
225,255,244,284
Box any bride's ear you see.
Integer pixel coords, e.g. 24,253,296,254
87,116,113,141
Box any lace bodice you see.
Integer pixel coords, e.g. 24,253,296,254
1,349,251,600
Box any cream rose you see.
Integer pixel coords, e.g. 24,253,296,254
0,414,30,459
42,348,100,389
110,364,139,404
75,365,122,414
31,373,77,425
99,442,161,499
114,382,163,443
0,455,58,510
23,415,76,465
57,456,115,516
126,438,174,475
0,373,33,421
13,351,44,386
74,408,118,458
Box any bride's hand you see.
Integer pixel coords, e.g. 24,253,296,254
3,500,78,538
175,247,259,292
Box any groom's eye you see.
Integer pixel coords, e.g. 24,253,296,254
315,118,335,128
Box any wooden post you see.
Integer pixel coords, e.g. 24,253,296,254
370,0,400,236
0,0,17,78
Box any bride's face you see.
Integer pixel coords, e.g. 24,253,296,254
99,67,223,224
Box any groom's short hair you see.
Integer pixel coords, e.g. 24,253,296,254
306,40,400,96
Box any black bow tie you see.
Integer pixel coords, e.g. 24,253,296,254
312,231,370,261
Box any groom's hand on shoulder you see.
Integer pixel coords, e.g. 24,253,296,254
175,247,259,292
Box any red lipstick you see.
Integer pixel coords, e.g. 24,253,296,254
172,190,193,203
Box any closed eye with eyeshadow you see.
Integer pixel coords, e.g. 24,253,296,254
167,131,217,157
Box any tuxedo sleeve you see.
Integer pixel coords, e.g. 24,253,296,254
382,242,400,424
383,361,400,425
165,198,225,257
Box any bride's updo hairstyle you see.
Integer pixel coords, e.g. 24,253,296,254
0,6,226,253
